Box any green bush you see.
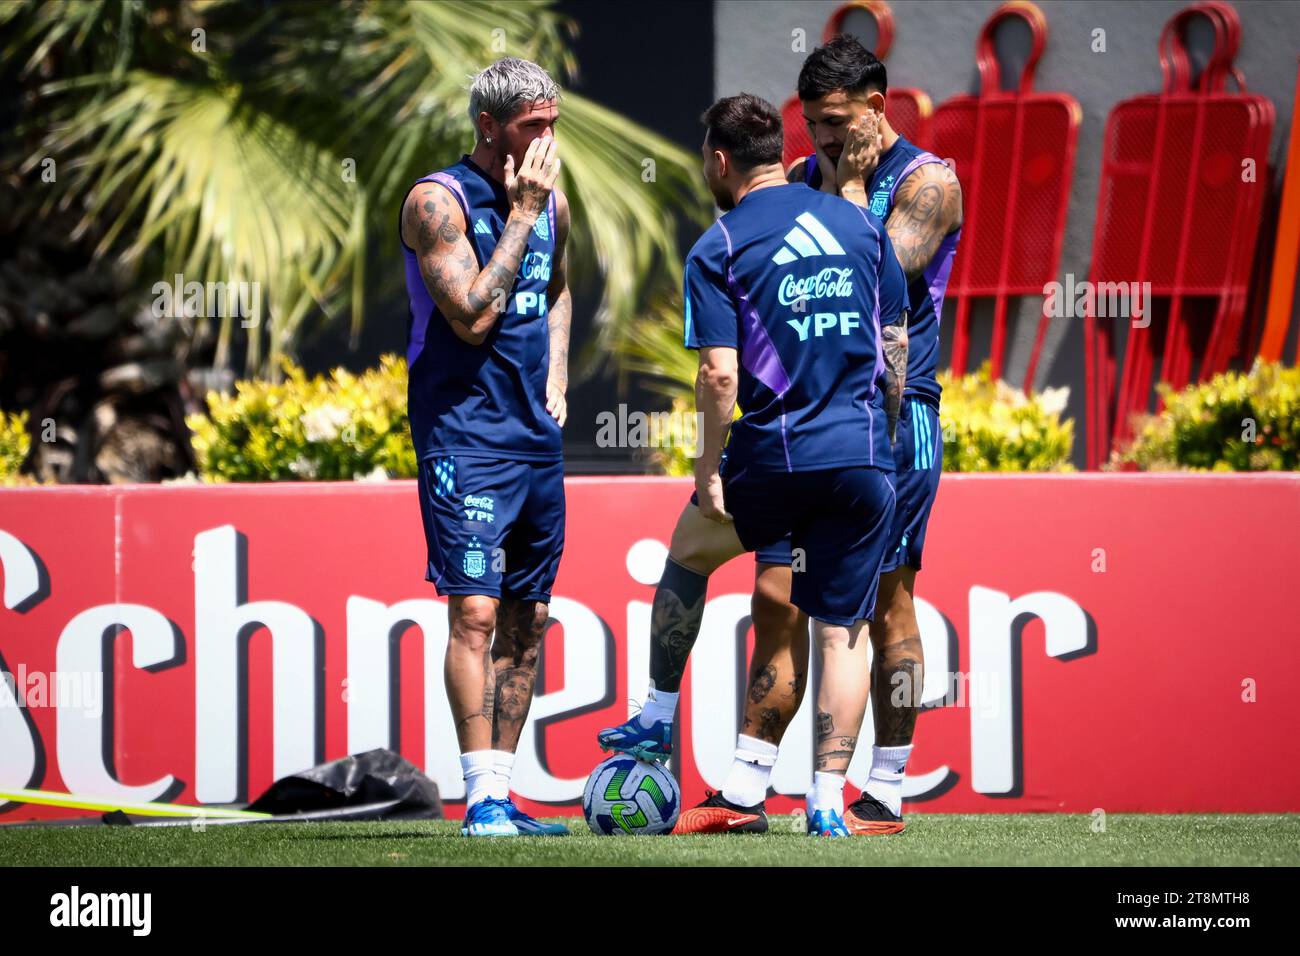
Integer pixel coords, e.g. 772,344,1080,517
1118,361,1300,471
0,410,34,486
187,355,417,482
937,363,1075,472
648,396,718,478
648,363,1075,476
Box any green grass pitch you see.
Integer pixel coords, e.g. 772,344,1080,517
4,814,1297,866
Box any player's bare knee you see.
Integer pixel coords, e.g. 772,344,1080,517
873,585,921,662
667,528,716,574
812,620,856,650
667,507,733,574
753,564,791,605
493,599,547,662
450,596,497,650
527,601,550,641
878,629,923,666
873,634,925,681
752,573,801,640
513,601,549,659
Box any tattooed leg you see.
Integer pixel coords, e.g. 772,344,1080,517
812,617,871,774
852,569,925,821
596,502,743,758
868,568,925,746
716,565,810,808
491,598,548,752
738,563,809,745
648,558,709,694
445,594,500,753
644,502,746,696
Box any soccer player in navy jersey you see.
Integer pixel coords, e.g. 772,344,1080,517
635,93,907,836
400,58,571,837
784,35,963,832
601,38,961,836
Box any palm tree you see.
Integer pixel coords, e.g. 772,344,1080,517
4,0,709,381
0,0,710,481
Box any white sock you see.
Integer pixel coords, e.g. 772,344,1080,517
807,771,847,816
460,750,497,808
863,744,912,817
721,735,778,807
488,749,514,801
639,684,679,727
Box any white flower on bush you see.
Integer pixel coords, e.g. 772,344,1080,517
160,471,203,485
301,403,352,442
354,465,390,482
1037,386,1070,418
288,456,319,479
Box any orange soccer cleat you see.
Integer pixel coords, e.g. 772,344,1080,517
844,791,906,835
672,790,768,834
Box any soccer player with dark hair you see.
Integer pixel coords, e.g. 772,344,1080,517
401,57,571,837
605,91,908,836
600,37,961,837
789,34,962,833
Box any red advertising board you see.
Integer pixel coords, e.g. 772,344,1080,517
1,474,1298,821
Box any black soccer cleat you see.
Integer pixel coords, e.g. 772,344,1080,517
845,791,906,835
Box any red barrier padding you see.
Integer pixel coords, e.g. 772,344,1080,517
2,474,1297,819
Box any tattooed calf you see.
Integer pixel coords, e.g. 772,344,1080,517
749,664,777,703
755,707,782,743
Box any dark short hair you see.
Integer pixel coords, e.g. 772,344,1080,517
797,34,888,101
701,93,783,171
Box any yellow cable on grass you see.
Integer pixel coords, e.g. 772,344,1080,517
0,788,271,819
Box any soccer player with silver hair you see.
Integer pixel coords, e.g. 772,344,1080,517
401,57,571,837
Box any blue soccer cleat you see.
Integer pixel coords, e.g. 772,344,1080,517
461,797,519,837
596,710,673,763
502,798,569,836
807,807,850,837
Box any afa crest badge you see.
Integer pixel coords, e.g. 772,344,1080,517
463,536,487,579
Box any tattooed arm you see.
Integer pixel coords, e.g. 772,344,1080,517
882,317,909,444
545,189,571,426
885,161,963,282
401,137,561,346
694,346,738,524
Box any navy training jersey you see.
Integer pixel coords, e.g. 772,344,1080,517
683,182,907,475
805,136,960,408
401,155,561,463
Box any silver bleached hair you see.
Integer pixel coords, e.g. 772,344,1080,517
467,57,561,134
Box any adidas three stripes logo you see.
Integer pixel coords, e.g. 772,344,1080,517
771,213,846,264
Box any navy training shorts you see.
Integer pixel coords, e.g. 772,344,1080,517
710,464,896,626
417,454,565,602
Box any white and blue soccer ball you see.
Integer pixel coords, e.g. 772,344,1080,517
583,755,680,836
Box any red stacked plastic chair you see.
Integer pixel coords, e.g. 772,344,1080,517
780,1,934,169
1085,1,1274,468
1256,59,1300,366
928,1,1081,382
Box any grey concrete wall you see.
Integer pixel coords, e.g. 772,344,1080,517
716,0,1299,465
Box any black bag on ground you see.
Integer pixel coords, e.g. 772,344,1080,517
246,748,442,821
